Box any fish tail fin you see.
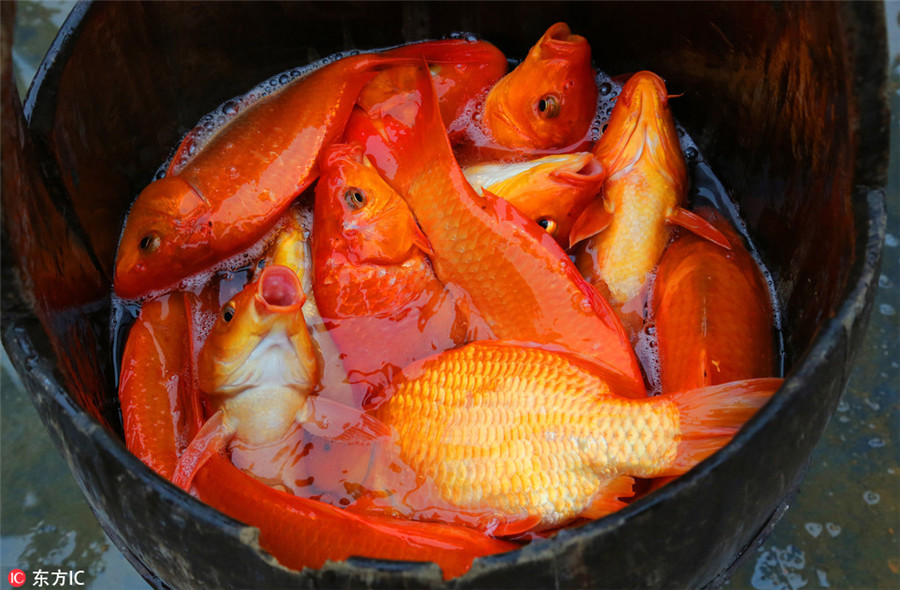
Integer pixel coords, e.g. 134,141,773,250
663,378,783,475
171,410,234,491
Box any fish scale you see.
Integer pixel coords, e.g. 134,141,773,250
377,342,681,530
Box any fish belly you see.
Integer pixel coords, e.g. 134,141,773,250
582,167,678,305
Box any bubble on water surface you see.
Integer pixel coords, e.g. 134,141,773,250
221,99,240,116
863,490,881,505
879,303,895,316
868,438,886,448
751,545,806,590
879,274,893,288
685,146,699,161
825,523,841,537
885,233,898,247
804,522,822,537
599,82,613,95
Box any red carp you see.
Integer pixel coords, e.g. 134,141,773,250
461,22,598,161
115,54,415,300
347,63,644,390
312,143,474,406
651,207,776,393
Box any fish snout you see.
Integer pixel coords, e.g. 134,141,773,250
257,265,306,311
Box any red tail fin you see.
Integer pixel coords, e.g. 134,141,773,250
663,378,783,475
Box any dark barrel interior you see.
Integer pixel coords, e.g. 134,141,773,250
1,2,888,588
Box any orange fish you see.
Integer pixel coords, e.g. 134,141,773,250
114,53,415,300
262,206,353,405
312,143,473,406
651,207,776,393
118,292,201,479
171,264,368,490
373,341,783,534
464,22,598,160
347,63,644,390
382,38,508,139
193,454,518,580
463,152,604,247
571,71,728,309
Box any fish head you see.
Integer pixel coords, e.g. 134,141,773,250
593,71,685,185
464,152,604,247
198,264,318,401
482,23,598,151
114,177,210,299
314,143,431,266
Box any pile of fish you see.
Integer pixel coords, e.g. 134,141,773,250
115,23,782,580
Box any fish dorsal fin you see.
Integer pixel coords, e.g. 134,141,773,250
667,207,731,250
581,476,636,519
301,396,392,443
569,197,614,247
166,126,206,176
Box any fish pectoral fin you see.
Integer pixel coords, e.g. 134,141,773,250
581,476,636,520
489,513,544,538
171,410,235,492
302,396,393,443
410,218,435,256
568,197,613,248
550,160,606,189
667,207,731,250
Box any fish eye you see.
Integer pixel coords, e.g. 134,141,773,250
344,187,366,210
537,217,558,235
221,303,236,323
537,95,560,119
139,232,162,254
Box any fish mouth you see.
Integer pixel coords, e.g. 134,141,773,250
256,265,305,312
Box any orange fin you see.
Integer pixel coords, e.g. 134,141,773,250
582,476,635,519
551,158,606,189
667,207,731,250
171,410,234,491
303,395,393,442
489,514,543,538
410,217,435,256
165,126,204,176
569,197,613,248
664,377,783,476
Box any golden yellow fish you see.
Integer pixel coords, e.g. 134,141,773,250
371,341,781,534
463,153,604,248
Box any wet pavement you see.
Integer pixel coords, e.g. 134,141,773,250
1,2,898,588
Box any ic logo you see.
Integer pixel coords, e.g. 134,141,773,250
7,569,26,588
